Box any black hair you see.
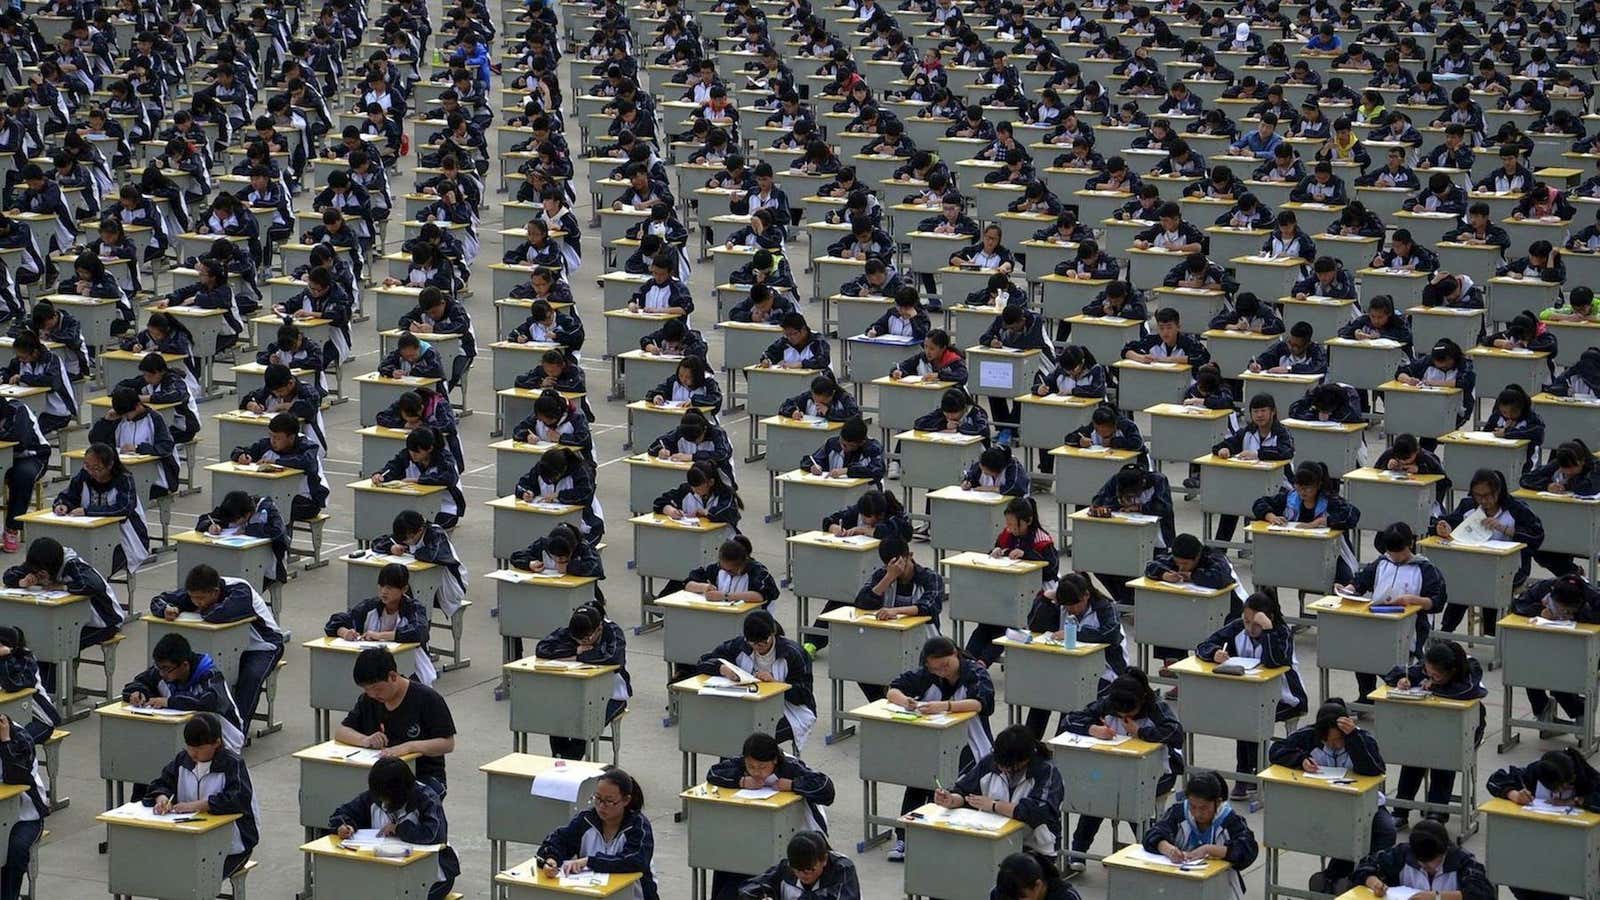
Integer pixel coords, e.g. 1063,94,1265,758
567,602,606,639
152,632,193,665
1374,521,1416,555
182,712,224,747
1242,591,1286,629
785,831,831,871
878,536,910,563
597,767,646,812
184,564,222,594
1421,638,1470,683
991,723,1050,768
1408,819,1450,861
1172,533,1203,559
1104,667,1158,717
351,646,399,685
1312,699,1351,740
1185,770,1229,803
369,756,416,808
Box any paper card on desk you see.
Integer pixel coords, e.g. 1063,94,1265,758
174,611,205,623
1290,419,1353,429
363,553,416,566
1172,287,1212,295
50,515,105,524
940,808,1012,831
209,535,258,547
527,570,565,579
671,516,702,527
1304,767,1349,780
1501,347,1537,356
531,766,592,802
560,872,610,888
978,361,1016,391
1525,799,1582,815
525,502,575,512
127,706,190,717
1447,508,1498,545
734,787,779,800
1058,732,1131,747
1221,657,1263,670
974,555,1022,568
1481,539,1524,551
1267,524,1330,535
1377,888,1423,900
1111,512,1159,524
329,638,395,651
657,399,690,408
1532,617,1580,629
105,801,196,823
532,659,588,670
1459,430,1518,445
715,660,758,685
1386,687,1432,701
961,490,1006,502
922,431,971,443
856,333,918,345
1124,848,1208,870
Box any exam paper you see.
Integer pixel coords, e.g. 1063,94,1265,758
1531,617,1579,629
174,611,205,623
531,766,592,802
1111,512,1160,524
734,787,779,800
208,535,259,547
1058,733,1131,747
105,801,193,823
941,808,1012,831
127,706,191,717
962,490,1006,502
1221,657,1262,670
560,872,610,888
1304,767,1349,780
328,638,396,650
1525,799,1580,815
1124,848,1206,869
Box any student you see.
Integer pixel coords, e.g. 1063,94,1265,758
708,738,836,896
535,600,631,760
1120,307,1211,371
0,708,44,900
1487,749,1600,840
1211,394,1295,542
809,536,944,659
654,460,742,529
1434,468,1544,628
1375,434,1451,508
1089,466,1176,601
0,625,57,744
802,416,886,485
1064,404,1145,457
1351,818,1494,899
1251,461,1360,582
122,633,246,752
884,636,996,862
89,387,179,500
1196,592,1308,800
937,724,1065,865
330,757,460,900
52,442,148,576
1334,520,1447,702
863,289,930,340
0,394,48,552
517,347,587,395
369,511,470,625
1482,383,1547,469
699,610,815,752
1062,669,1184,867
778,375,861,422
890,330,968,385
1248,321,1328,374
196,490,290,588
1382,639,1487,828
230,412,331,522
1394,339,1476,426
648,409,735,484
150,565,286,742
144,713,258,881
1145,771,1259,891
3,536,121,693
513,390,595,461
325,562,437,685
1509,575,1600,731
3,332,76,434
962,446,1030,496
822,489,913,542
683,538,782,610
760,313,831,373
334,647,456,796
1032,345,1105,399
516,446,604,538
1521,440,1600,575
536,767,659,899
990,852,1080,900
737,831,861,900
646,355,722,410
377,332,447,382
1269,698,1396,891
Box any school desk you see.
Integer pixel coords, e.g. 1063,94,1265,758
1384,208,1457,248
505,657,621,760
210,409,275,457
923,487,1009,560
1198,329,1273,381
1018,239,1078,278
1226,254,1304,301
1240,369,1324,416
1036,443,1131,510
603,309,686,364
1054,307,1140,361
1068,509,1161,577
940,550,1048,642
612,350,683,404
1418,534,1524,654
1008,393,1095,459
597,273,650,313
1048,729,1170,862
303,635,419,739
631,514,733,633
1195,455,1291,547
96,350,183,398
17,511,122,583
1197,227,1269,267
1247,521,1345,597
844,699,978,851
1341,467,1445,535
252,311,336,359
1353,266,1430,310
0,686,32,730
682,782,810,900
962,348,1040,408
1138,403,1228,468
899,802,1028,900
99,801,242,900
596,207,652,251
1484,273,1563,326
1310,233,1383,274
156,306,229,396
496,863,644,899
480,756,607,900
671,674,789,794
1534,391,1600,449
0,588,87,718
930,303,993,347
1540,317,1600,367
615,453,688,515
972,182,1028,223
816,607,933,744
40,293,120,348
1497,612,1600,755
349,480,446,546
499,390,586,443
375,284,430,326
1128,577,1238,674
1145,287,1223,332
694,185,746,222
1170,655,1292,787
351,424,410,476
1323,337,1405,395
991,634,1109,727
1374,380,1462,441
1112,360,1192,412
141,613,251,685
344,549,443,612
656,589,765,689
1516,487,1600,581
785,527,882,632
1102,842,1236,899
490,341,558,397
0,382,47,421
355,373,442,427
1480,797,1600,899
1125,247,1188,293
95,702,194,810
870,377,954,435
1258,764,1387,898
1407,304,1487,357
719,323,782,393
844,334,919,387
894,429,987,496
1270,294,1354,344
1436,429,1532,489
302,834,439,900
809,256,866,311
1305,592,1421,707
1281,421,1366,476
1373,680,1483,826
742,366,815,447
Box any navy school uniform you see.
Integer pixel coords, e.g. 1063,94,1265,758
1251,487,1359,581
1507,579,1600,723
1482,405,1547,469
1196,618,1309,776
1091,468,1176,546
121,651,247,752
329,782,461,900
1487,747,1600,811
761,333,832,374
653,482,741,530
802,436,886,484
535,619,631,760
145,745,259,876
324,594,436,685
232,434,330,521
646,422,735,481
1252,337,1329,374
645,373,723,410
0,351,75,433
959,456,1030,496
537,809,659,900
952,751,1065,859
912,405,991,441
377,344,446,381
87,407,179,499
398,299,477,389
0,693,48,898
370,523,470,619
888,658,996,837
820,503,913,542
1268,721,1396,884
807,561,945,658
776,390,860,422
1210,422,1295,543
516,460,605,539
708,754,835,835
1142,799,1259,896
1393,357,1475,424
1349,823,1494,899
237,378,328,453
1381,654,1488,823
377,446,465,528
1064,694,1185,855
149,577,286,735
0,399,48,531
0,647,59,743
53,467,148,575
1032,361,1107,397
1023,592,1129,737
117,371,200,444
739,852,861,900
1520,463,1600,578
696,632,815,747
511,403,594,460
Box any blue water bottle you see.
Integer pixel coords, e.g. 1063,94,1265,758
1060,612,1079,649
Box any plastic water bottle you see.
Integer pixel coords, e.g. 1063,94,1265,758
1060,613,1079,649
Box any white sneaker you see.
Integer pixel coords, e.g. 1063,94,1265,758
887,461,902,480
887,840,906,862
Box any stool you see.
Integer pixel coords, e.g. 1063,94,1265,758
66,632,125,720
40,728,69,811
429,599,473,672
22,829,46,900
594,708,626,766
222,859,257,900
289,513,331,569
253,659,288,739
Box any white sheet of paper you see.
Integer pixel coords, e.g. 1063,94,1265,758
1525,799,1580,815
328,638,395,651
559,872,610,888
127,706,191,717
531,766,592,802
734,787,779,800
1532,617,1579,629
1448,508,1497,545
174,611,205,622
1224,657,1263,670
1304,767,1349,780
1058,732,1131,748
1380,888,1423,900
1124,847,1207,869
962,490,1006,502
978,360,1015,391
941,807,1012,831
1111,512,1159,524
105,801,191,823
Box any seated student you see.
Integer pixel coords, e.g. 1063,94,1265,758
369,510,470,630
648,408,735,477
1338,295,1414,356
1547,344,1600,399
759,313,832,374
330,757,460,900
822,489,913,542
512,390,594,462
1269,699,1396,891
936,724,1064,866
123,633,247,752
397,287,477,390
698,611,814,749
802,416,886,485
808,537,944,660
890,330,968,385
0,624,58,744
52,443,148,575
0,704,45,900
991,851,1081,900
728,284,796,325
275,266,354,364
778,375,860,423
1,331,76,434
1211,393,1295,543
1434,463,1544,606
1121,307,1211,372
334,647,456,796
4,536,122,692
1508,574,1600,731
257,322,325,378
1290,257,1358,302
1248,321,1328,374
326,562,437,685
230,413,330,523
1482,383,1548,470
1488,746,1600,817
1285,382,1366,426
883,636,995,862
375,386,464,467
962,446,1030,496
1382,639,1487,827
1522,440,1600,574
377,332,447,383
1064,404,1146,457
1062,669,1184,867
678,535,781,609
646,356,722,411
1089,465,1176,602
239,362,328,453
1162,253,1236,295
1483,311,1560,368
535,600,631,760
863,290,929,343
1021,573,1128,737
1375,434,1451,509
143,713,258,881
639,318,708,359
839,257,904,300
151,565,286,741
654,460,743,530
966,498,1060,664
1253,461,1361,580
1334,519,1447,694
1394,339,1476,427
154,260,245,353
1032,344,1106,401
1144,771,1259,890
1209,293,1285,336
89,387,179,500
535,768,658,899
628,252,695,320
979,305,1053,438
1352,818,1493,899
119,352,200,446
0,392,46,552
507,297,584,355
370,428,465,529
516,347,587,395
737,831,860,900
1196,592,1308,801
911,387,992,447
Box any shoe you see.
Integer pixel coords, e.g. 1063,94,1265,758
1229,781,1253,801
996,428,1015,447
1392,810,1410,830
1064,857,1087,876
887,840,905,862
803,642,819,660
1182,475,1200,490
887,461,901,480
2,530,19,553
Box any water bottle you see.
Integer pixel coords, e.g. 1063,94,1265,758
1060,612,1079,649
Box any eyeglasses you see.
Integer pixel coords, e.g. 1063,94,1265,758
593,795,626,808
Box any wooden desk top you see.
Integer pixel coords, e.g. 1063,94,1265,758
479,752,607,781
1437,430,1530,449
1015,394,1101,410
1376,379,1462,396
300,834,437,866
303,636,420,655
505,657,620,680
1064,314,1143,327
847,698,976,728
1498,613,1600,636
1069,509,1162,528
1342,467,1447,487
680,781,806,810
97,804,241,835
776,469,871,489
1368,684,1479,710
626,453,694,473
1047,730,1168,757
1169,654,1290,682
1258,763,1386,795
654,589,765,615
1147,403,1234,420
139,613,251,632
873,376,955,391
356,426,411,441
354,373,443,387
350,480,447,497
1245,521,1344,540
1480,796,1600,827
1513,487,1600,508
1417,535,1526,557
761,415,844,433
1466,345,1552,360
1284,419,1368,435
292,740,419,767
1308,596,1425,620
1193,453,1293,471
630,513,727,533
901,802,1027,839
892,429,986,445
940,551,1048,575
172,530,271,550
0,587,86,607
494,862,643,896
486,568,598,588
926,485,1013,505
95,701,194,723
742,364,823,377
17,510,122,528
486,496,583,515
208,461,303,480
670,673,789,700
992,634,1108,658
818,606,931,630
1202,329,1276,343
1102,844,1233,879
1126,576,1236,598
